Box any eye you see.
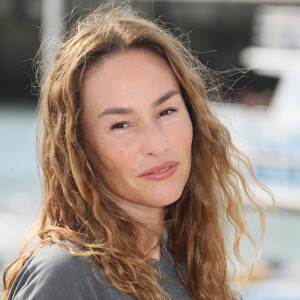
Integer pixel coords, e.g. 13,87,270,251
158,108,177,118
111,122,129,130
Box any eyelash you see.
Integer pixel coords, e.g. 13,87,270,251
110,107,178,130
111,122,128,130
158,107,177,118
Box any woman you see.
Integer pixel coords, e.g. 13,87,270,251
2,2,272,300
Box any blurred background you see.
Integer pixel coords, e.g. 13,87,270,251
0,0,299,298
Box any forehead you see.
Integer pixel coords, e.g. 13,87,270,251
82,49,180,110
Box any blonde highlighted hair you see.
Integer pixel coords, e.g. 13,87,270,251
2,2,273,299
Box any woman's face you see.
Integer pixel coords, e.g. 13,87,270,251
82,49,193,214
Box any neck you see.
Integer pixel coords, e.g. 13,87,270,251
116,200,164,260
135,208,164,261
139,220,164,261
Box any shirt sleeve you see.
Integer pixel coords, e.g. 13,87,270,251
7,244,103,300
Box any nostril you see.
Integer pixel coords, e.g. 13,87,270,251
141,124,168,157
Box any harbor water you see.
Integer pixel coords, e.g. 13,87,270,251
1,105,300,298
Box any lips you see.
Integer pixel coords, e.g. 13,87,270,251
139,161,178,178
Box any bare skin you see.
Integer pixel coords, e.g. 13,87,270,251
82,49,193,260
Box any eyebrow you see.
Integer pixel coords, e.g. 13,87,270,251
98,90,180,118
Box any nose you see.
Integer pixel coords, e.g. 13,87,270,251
140,122,168,157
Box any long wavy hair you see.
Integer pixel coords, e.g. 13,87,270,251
2,2,273,300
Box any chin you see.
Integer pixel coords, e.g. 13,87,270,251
151,187,184,208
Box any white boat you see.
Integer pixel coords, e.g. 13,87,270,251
212,4,300,210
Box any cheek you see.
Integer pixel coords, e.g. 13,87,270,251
97,141,138,178
171,116,193,150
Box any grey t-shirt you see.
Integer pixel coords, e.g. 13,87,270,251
8,243,192,299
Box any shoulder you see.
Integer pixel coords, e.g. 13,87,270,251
23,243,93,284
8,243,111,300
28,243,91,280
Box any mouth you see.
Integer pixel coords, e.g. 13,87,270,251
139,161,178,180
